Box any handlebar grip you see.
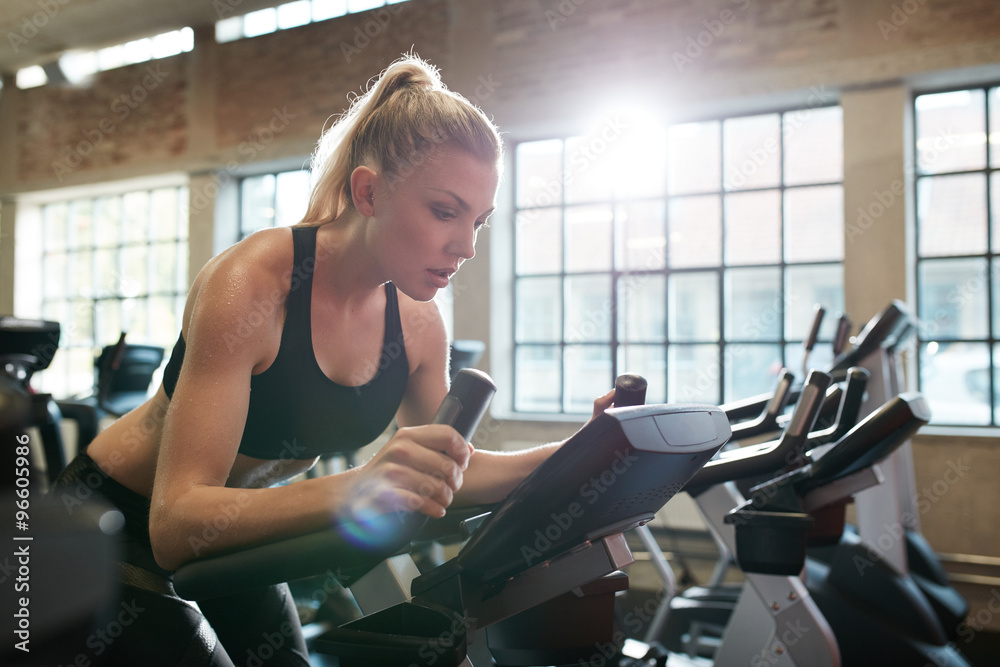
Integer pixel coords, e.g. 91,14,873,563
614,373,648,408
832,313,852,356
433,368,496,441
804,305,826,352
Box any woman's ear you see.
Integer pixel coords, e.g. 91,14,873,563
350,165,379,217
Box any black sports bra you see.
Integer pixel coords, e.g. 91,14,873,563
161,226,409,460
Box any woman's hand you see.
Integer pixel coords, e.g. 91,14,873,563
592,388,616,420
346,424,473,520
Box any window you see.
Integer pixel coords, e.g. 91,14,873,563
216,0,411,43
28,187,189,397
513,104,844,414
18,28,194,89
914,86,1000,426
239,169,311,239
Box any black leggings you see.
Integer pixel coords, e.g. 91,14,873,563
50,454,310,667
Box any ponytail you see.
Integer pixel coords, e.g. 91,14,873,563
298,55,503,226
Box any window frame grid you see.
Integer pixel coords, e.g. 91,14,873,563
913,83,1000,427
512,104,844,415
37,187,188,396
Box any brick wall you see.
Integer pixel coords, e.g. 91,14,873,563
3,0,1000,190
15,57,187,184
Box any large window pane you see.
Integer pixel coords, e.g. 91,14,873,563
669,272,719,342
514,345,561,412
616,201,665,271
510,103,842,415
668,195,721,268
69,200,94,248
724,114,780,191
565,275,611,343
993,172,1000,254
915,89,986,174
564,345,612,413
920,341,990,425
516,208,562,275
95,196,122,247
45,203,69,252
151,188,180,241
724,190,781,265
783,106,843,186
784,185,844,262
919,258,989,340
725,267,782,341
516,140,562,209
618,273,665,342
668,121,720,195
241,174,276,236
785,342,834,379
917,174,987,257
565,205,612,272
275,170,310,227
668,344,720,404
784,264,843,341
565,134,613,204
122,191,150,243
991,87,1000,168
515,277,561,342
30,187,189,397
725,343,783,402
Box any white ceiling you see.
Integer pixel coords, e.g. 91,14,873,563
0,0,288,73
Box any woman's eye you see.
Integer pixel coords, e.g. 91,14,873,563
433,208,456,221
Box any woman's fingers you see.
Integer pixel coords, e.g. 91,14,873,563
350,425,471,519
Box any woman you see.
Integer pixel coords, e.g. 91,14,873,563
51,55,612,665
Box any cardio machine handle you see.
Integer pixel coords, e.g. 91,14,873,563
803,305,826,353
613,373,648,407
803,367,869,449
685,369,832,494
173,368,496,601
799,392,930,493
832,313,853,356
730,369,796,441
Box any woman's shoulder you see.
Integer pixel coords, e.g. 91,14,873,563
183,227,295,335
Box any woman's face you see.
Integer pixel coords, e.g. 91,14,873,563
371,145,499,302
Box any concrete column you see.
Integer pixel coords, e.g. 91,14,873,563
0,197,17,314
841,84,914,329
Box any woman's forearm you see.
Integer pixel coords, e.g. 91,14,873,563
454,443,561,506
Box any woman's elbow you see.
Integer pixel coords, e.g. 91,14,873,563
148,512,188,572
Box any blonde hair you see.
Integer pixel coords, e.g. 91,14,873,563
298,55,503,226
